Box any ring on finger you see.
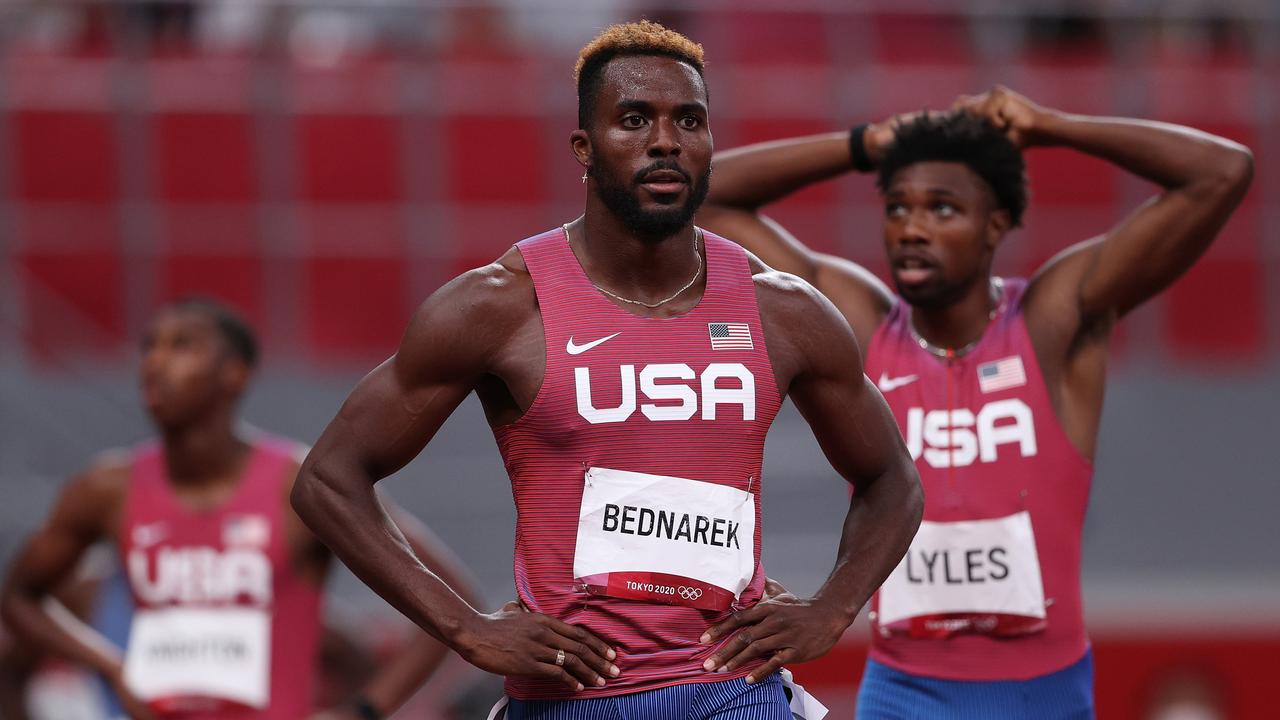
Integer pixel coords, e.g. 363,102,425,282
555,649,567,667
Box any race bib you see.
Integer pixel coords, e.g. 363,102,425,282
876,511,1047,638
123,606,270,711
573,466,756,611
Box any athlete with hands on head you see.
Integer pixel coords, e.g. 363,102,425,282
700,85,1253,718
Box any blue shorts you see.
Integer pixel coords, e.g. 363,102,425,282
856,651,1094,720
505,672,791,720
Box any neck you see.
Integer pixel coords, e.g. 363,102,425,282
159,413,249,487
909,274,1001,354
568,200,703,305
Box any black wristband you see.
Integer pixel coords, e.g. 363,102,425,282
352,696,384,720
849,123,875,173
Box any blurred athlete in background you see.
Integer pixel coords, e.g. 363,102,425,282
2,297,481,719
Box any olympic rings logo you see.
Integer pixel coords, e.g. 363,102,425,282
678,586,703,601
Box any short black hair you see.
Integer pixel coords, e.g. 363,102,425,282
877,112,1028,227
165,297,259,368
575,21,706,130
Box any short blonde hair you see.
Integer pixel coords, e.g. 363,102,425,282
574,20,706,128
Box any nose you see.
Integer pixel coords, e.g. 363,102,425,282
647,117,681,158
899,208,931,244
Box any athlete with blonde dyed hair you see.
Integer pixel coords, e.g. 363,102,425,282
291,21,922,720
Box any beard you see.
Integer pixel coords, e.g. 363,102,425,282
894,271,976,309
591,159,711,241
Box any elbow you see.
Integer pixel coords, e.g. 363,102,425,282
288,465,319,522
1223,145,1255,194
290,459,348,528
1202,144,1255,200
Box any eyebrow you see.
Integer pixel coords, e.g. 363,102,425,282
615,99,708,115
886,186,965,200
616,99,653,113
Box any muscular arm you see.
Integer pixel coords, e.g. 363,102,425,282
703,272,922,680
777,278,923,618
957,87,1253,456
351,504,483,716
700,131,895,345
1020,107,1254,326
291,266,502,645
957,86,1253,330
291,257,617,693
0,468,125,681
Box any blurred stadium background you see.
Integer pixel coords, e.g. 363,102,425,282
0,1,1277,717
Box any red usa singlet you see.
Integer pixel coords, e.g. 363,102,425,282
865,278,1092,681
120,435,321,717
494,227,782,700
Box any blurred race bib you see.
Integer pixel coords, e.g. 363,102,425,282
124,606,270,712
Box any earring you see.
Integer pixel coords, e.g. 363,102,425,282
581,171,589,183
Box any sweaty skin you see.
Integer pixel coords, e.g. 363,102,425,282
699,85,1253,460
290,53,922,694
0,308,478,720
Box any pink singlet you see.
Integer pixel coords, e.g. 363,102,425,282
865,278,1092,681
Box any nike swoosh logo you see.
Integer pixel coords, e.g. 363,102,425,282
877,372,919,393
566,332,621,355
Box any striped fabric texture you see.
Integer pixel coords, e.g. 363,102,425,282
863,279,1093,681
506,672,791,720
495,228,782,701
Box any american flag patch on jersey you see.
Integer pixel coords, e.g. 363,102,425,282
708,322,753,350
977,356,1027,393
223,514,270,548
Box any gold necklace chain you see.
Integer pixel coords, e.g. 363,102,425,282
564,225,704,309
908,277,1005,360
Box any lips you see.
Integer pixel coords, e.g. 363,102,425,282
891,252,940,286
637,166,689,195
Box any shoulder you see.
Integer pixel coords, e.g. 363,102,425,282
752,266,855,341
745,248,823,309
51,450,132,537
413,247,536,329
1022,239,1112,351
744,242,892,348
752,266,827,314
397,247,538,376
79,449,133,499
751,267,863,388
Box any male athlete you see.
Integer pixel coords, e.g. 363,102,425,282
290,21,922,720
699,88,1253,717
1,298,479,719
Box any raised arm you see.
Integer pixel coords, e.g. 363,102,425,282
700,129,897,344
290,258,618,694
959,86,1254,326
701,272,922,682
0,466,153,719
